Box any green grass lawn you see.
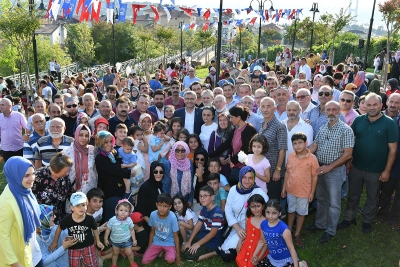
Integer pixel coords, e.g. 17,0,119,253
0,162,399,267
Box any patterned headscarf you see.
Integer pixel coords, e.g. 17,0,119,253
236,166,259,195
96,131,116,163
216,113,234,142
170,141,192,197
73,125,91,191
39,204,54,242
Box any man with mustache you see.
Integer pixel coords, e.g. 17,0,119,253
147,89,166,119
164,80,184,110
128,94,157,123
384,93,400,119
306,101,354,243
108,97,135,135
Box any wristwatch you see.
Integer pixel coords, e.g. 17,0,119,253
276,166,282,171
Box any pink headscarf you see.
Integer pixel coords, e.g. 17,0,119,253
74,124,91,191
169,141,192,197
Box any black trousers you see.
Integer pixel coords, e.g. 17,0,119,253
377,176,400,224
2,148,23,162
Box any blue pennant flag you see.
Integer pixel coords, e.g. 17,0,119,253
166,6,175,12
197,8,202,16
118,3,127,23
235,9,241,15
214,8,220,13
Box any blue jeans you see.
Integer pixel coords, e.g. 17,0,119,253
315,166,345,236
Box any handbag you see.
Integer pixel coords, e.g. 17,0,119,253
220,193,252,240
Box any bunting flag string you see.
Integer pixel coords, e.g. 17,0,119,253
203,8,210,20
106,0,114,23
150,5,160,22
161,5,171,22
91,0,101,22
131,4,146,24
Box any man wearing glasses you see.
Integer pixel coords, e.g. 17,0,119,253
173,91,204,135
183,67,201,89
296,88,315,120
339,91,358,126
23,113,48,163
61,97,79,137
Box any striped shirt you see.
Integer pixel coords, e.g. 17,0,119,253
23,130,48,162
315,120,354,165
107,216,134,243
198,205,225,250
34,135,74,166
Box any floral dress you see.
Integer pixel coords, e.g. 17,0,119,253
32,167,74,224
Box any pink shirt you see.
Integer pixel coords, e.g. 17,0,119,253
343,108,358,126
165,96,185,110
247,154,270,193
0,111,27,151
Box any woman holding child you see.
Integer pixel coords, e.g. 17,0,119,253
219,166,268,263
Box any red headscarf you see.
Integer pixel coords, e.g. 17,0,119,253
74,124,91,191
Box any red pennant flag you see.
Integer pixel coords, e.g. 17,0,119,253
150,5,160,22
278,9,283,20
106,0,110,4
265,10,269,21
45,1,53,18
76,0,84,14
179,7,194,17
225,9,232,15
223,21,228,25
91,1,102,23
289,9,296,19
250,17,257,25
202,22,210,31
272,14,276,20
203,8,211,20
189,23,196,29
131,4,147,24
246,8,252,15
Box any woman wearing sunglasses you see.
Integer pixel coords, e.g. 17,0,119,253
136,161,165,233
192,148,210,206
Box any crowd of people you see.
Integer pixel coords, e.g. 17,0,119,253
0,48,399,267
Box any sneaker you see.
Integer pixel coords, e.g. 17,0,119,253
305,223,325,231
130,262,139,267
337,219,357,229
319,232,334,243
362,223,372,233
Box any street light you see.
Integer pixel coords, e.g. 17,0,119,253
249,0,274,59
215,0,223,83
309,2,319,52
291,13,300,53
112,8,118,67
179,21,184,63
364,0,377,69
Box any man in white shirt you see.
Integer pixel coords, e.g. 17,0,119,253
232,50,238,67
173,91,204,135
274,86,290,121
299,57,312,81
39,80,52,102
296,88,315,120
49,58,56,77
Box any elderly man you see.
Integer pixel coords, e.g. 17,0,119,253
0,98,27,161
23,113,48,163
223,82,239,109
213,95,229,123
82,93,100,118
296,89,315,120
109,97,135,134
173,91,204,135
34,118,74,168
306,101,354,243
165,80,184,110
339,93,398,233
183,67,201,89
340,91,358,126
240,96,263,131
307,86,345,139
45,104,62,131
238,83,252,99
259,97,288,202
274,86,291,121
290,79,299,100
384,93,400,119
61,97,79,137
89,100,113,129
283,101,313,163
129,94,157,123
148,89,166,119
27,100,48,133
299,57,312,81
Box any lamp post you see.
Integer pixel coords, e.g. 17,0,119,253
249,0,274,59
309,2,319,52
291,13,299,53
364,0,376,69
112,8,119,67
215,0,223,83
29,0,45,87
179,21,184,63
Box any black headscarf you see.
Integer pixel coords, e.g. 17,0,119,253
149,161,164,191
193,148,210,202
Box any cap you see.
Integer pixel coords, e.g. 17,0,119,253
70,192,87,207
253,66,262,72
130,212,144,223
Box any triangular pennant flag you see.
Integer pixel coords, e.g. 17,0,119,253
76,0,83,14
202,22,210,31
289,9,296,19
45,0,53,18
91,0,101,22
183,23,190,30
225,8,232,15
79,0,92,22
118,3,127,23
62,0,76,19
166,6,175,12
296,9,303,15
189,23,197,31
259,9,265,21
242,8,251,15
180,7,194,17
223,21,228,25
235,9,241,15
150,5,160,22
162,5,171,22
235,19,243,26
213,8,219,13
131,4,146,24
264,10,269,21
197,8,202,17
49,0,61,20
203,8,210,20
277,9,283,22
250,17,257,25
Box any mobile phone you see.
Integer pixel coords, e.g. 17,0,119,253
65,236,74,241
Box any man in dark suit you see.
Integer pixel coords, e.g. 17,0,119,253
147,89,165,119
173,91,204,135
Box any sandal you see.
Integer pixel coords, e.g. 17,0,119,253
373,218,384,225
294,235,305,248
390,224,400,231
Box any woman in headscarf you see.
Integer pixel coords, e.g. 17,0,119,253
352,65,367,97
218,166,268,263
138,113,153,180
130,86,140,102
365,78,387,110
386,78,400,97
136,161,165,233
94,131,133,222
89,117,109,145
390,49,400,81
62,124,97,208
0,156,41,267
168,141,194,206
208,113,234,178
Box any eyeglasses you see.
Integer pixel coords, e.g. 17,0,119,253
175,148,186,154
318,92,331,97
340,98,352,103
66,104,78,108
296,95,310,100
153,170,164,174
195,157,205,161
241,101,253,105
199,195,211,199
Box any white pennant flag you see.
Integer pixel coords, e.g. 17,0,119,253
162,5,171,22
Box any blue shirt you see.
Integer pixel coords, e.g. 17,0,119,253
148,135,166,163
149,79,163,91
108,116,135,137
197,205,224,250
117,147,137,169
34,135,74,166
261,220,292,264
38,227,69,267
23,130,48,162
149,210,179,246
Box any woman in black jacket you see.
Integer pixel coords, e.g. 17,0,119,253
209,105,257,185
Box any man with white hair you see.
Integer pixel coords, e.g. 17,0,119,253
89,99,113,129
255,88,267,116
213,95,229,123
34,117,74,168
23,113,48,163
82,93,100,118
27,100,48,133
296,88,315,120
183,67,201,89
240,96,263,131
0,98,27,161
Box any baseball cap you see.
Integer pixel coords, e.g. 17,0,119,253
70,192,87,207
130,212,144,223
253,66,262,72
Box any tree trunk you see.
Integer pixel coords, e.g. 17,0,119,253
384,27,390,87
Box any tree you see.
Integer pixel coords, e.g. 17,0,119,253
137,25,154,72
0,1,40,99
65,23,95,68
0,40,19,76
379,0,400,85
34,36,71,73
154,25,175,65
